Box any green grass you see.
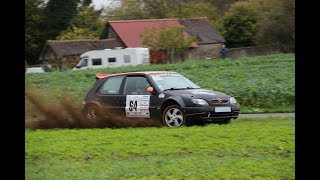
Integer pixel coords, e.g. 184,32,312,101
25,53,295,114
26,116,295,179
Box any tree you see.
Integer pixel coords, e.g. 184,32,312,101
254,0,295,52
56,6,104,40
140,25,196,63
25,0,45,65
218,1,259,47
172,1,220,26
81,0,92,7
104,0,220,22
215,0,294,51
208,0,247,15
56,26,99,40
41,0,80,40
104,0,145,20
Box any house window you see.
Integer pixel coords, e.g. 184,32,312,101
92,58,102,65
108,57,116,63
124,55,131,63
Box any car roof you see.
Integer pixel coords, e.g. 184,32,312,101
96,71,177,79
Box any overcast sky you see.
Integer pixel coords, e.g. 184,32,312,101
91,0,113,10
42,0,117,9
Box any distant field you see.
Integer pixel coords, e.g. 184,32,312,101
25,116,295,179
25,53,295,115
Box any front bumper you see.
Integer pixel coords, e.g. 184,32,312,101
183,105,240,121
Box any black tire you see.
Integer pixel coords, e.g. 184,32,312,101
161,105,186,127
82,104,102,127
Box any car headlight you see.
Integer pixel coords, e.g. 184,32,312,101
191,99,209,106
229,97,237,104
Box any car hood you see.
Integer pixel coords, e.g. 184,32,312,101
163,88,230,99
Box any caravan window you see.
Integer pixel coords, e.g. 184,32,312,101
92,58,102,65
124,55,131,63
108,57,116,63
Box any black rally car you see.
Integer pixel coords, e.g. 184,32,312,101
82,71,240,127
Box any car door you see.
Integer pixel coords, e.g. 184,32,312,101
95,75,125,118
119,75,155,119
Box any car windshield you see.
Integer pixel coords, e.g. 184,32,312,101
150,73,200,91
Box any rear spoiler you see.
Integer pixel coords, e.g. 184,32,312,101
96,73,111,80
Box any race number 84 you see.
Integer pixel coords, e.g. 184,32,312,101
129,101,137,111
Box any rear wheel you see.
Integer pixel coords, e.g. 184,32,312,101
162,105,186,127
82,104,101,127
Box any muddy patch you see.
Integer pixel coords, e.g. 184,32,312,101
25,87,161,129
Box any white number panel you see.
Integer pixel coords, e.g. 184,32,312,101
125,95,150,117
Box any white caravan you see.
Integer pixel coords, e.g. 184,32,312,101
73,47,150,70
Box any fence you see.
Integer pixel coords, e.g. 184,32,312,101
227,45,280,59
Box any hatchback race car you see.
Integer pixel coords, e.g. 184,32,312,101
82,71,240,127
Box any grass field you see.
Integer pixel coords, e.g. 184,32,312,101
25,116,295,179
25,53,295,179
25,53,295,115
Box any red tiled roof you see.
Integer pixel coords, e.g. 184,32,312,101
108,19,198,48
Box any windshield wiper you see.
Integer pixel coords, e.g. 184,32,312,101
163,88,184,91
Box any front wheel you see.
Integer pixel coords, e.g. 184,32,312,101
161,105,186,127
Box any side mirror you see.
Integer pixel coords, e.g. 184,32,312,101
147,87,154,93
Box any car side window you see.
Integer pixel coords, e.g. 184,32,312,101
124,76,151,95
98,75,124,95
